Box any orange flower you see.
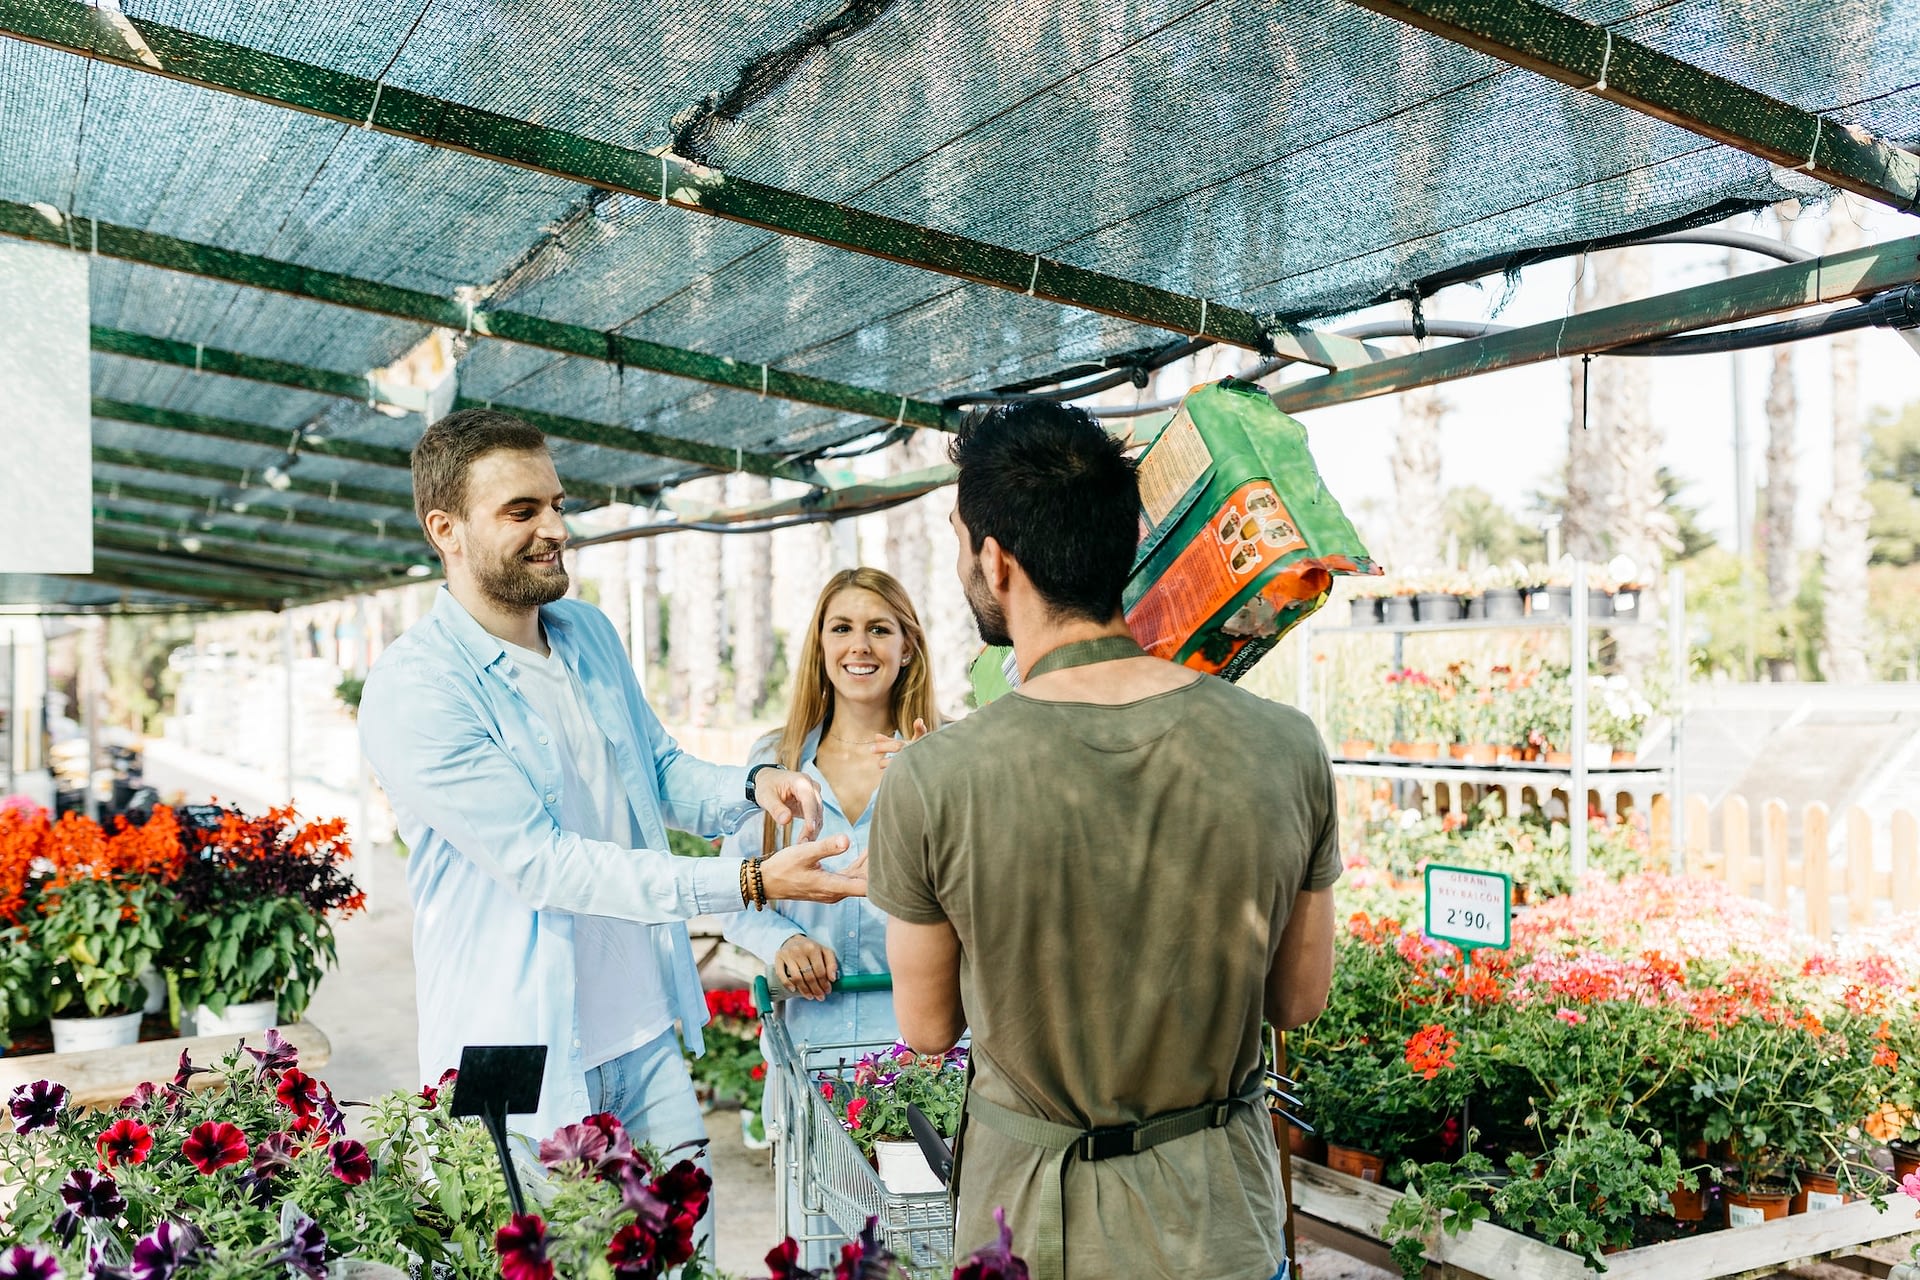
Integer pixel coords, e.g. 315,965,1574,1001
1404,1024,1459,1079
1875,1045,1900,1070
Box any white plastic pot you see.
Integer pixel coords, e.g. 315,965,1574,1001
51,1009,144,1054
874,1139,945,1195
181,997,278,1038
139,966,168,1015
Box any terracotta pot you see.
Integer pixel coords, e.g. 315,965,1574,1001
1544,750,1573,766
1520,746,1542,762
1724,1188,1790,1227
1891,1141,1920,1179
1494,745,1518,763
1465,743,1498,765
1790,1170,1848,1215
1285,1121,1327,1165
1408,742,1442,761
1611,749,1636,765
1511,881,1532,907
1325,1143,1387,1183
1666,1180,1708,1221
1389,741,1416,758
1339,739,1375,758
1448,743,1470,760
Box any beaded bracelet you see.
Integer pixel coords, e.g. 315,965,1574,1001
751,856,768,910
738,858,755,910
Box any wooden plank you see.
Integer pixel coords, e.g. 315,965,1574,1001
1895,810,1920,915
1848,808,1877,928
1725,795,1753,899
1293,1159,1920,1280
0,1022,331,1124
1764,798,1791,913
1805,802,1833,938
1686,794,1713,879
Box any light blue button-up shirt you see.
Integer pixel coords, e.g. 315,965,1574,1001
721,727,897,1052
359,589,753,1137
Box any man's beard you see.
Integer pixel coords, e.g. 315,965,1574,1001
473,539,570,609
965,561,1012,647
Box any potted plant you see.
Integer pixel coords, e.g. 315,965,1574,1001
1384,578,1419,627
1588,675,1652,765
829,1044,967,1193
1471,563,1530,621
1348,579,1390,627
168,806,363,1036
1414,573,1468,625
686,987,768,1147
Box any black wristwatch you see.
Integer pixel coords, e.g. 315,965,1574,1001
745,762,780,805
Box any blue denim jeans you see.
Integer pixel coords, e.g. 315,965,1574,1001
586,1028,713,1260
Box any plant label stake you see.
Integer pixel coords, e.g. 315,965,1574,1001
450,1044,548,1217
1424,864,1512,955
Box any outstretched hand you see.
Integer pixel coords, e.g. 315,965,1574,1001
875,718,931,770
754,766,824,840
759,833,865,903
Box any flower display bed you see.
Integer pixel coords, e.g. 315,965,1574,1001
0,1022,329,1124
1293,1159,1920,1280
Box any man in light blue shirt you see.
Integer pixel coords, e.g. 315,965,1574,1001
359,409,866,1150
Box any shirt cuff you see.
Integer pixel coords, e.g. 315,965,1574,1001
692,857,750,914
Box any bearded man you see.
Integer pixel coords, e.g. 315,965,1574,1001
360,409,865,1185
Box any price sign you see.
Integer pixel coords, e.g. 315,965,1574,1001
1424,864,1512,952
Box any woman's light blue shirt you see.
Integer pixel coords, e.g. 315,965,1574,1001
722,726,898,1051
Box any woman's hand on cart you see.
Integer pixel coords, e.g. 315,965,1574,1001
775,935,840,1001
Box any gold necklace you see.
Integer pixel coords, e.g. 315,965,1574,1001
824,728,894,746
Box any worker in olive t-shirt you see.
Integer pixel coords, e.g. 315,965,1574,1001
869,401,1341,1280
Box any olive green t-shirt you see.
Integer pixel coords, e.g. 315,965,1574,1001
869,674,1341,1280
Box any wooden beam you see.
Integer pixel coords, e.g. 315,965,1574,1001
1272,232,1920,412
1342,0,1920,212
0,0,1376,367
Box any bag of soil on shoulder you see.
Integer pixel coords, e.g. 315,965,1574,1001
1122,378,1376,680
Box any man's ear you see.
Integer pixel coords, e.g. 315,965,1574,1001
978,535,1014,593
423,510,459,562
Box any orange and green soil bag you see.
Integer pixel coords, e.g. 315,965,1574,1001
1122,378,1376,680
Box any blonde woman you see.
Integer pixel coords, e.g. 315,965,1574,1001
723,566,938,1043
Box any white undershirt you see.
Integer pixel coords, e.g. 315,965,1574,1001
503,637,672,1068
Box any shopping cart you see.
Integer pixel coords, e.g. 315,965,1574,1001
752,970,955,1269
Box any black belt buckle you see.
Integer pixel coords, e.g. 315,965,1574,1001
1078,1125,1139,1162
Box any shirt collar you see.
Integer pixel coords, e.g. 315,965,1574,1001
430,586,574,674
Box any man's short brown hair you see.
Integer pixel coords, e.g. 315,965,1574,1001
411,409,548,537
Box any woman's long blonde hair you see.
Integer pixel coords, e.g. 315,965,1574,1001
760,567,940,852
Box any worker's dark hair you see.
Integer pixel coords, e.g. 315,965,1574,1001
410,408,547,537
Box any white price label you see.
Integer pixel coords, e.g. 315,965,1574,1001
1727,1203,1766,1228
1424,866,1512,951
1804,1191,1846,1213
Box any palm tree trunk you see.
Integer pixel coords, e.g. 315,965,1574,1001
667,477,726,726
1565,255,1615,563
1762,202,1802,620
1390,339,1447,570
1820,213,1872,684
730,474,776,720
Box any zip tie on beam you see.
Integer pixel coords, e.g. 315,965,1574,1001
760,364,768,398
463,297,474,336
205,495,217,516
329,480,339,502
735,446,743,473
1798,117,1823,172
89,218,98,255
362,81,384,129
193,343,203,373
366,372,377,409
284,508,295,527
659,155,669,204
895,395,907,428
1195,298,1209,338
374,518,386,539
1586,29,1613,92
1026,255,1041,297
240,469,251,488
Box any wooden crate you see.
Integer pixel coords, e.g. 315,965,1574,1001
1293,1159,1920,1280
0,1021,332,1127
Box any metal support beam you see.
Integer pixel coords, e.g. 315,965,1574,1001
92,442,415,514
93,475,421,544
0,1,1375,367
1343,0,1920,212
80,554,298,604
93,515,393,580
0,200,946,432
1272,232,1920,412
91,326,822,483
91,395,669,504
94,505,420,568
91,542,342,594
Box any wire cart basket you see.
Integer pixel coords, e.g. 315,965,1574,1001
753,971,955,1270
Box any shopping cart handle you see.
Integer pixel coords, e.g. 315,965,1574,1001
755,969,894,1012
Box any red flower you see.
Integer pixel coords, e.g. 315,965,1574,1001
329,1139,373,1185
750,1062,767,1081
96,1117,154,1167
1404,1025,1459,1080
291,1113,332,1151
276,1069,321,1119
765,1239,805,1280
495,1214,553,1280
181,1121,249,1175
846,1097,870,1129
606,1222,659,1277
1875,1045,1900,1070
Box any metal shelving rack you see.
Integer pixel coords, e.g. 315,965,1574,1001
1298,564,1687,875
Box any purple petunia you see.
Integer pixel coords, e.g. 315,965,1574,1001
952,1207,1030,1280
275,1215,327,1280
243,1028,299,1076
8,1080,70,1133
250,1130,300,1180
58,1168,126,1220
0,1245,64,1280
537,1121,609,1172
130,1223,201,1280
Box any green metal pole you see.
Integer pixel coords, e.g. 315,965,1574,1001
92,515,401,579
95,506,420,569
1272,232,1920,412
0,199,948,431
92,475,423,544
0,0,1374,366
91,443,416,514
1342,0,1920,212
92,327,822,483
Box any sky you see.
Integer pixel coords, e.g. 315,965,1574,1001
1190,194,1920,555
